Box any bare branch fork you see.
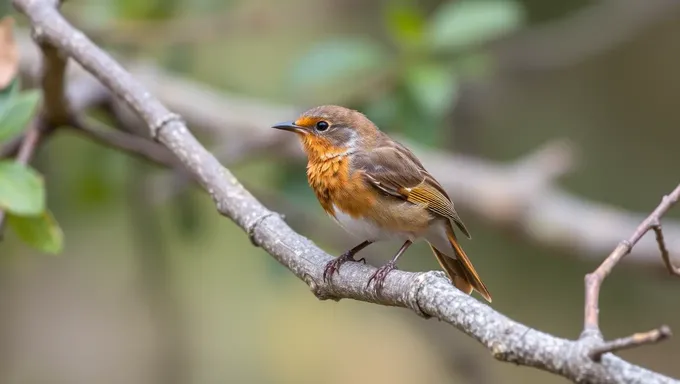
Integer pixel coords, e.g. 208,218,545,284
582,184,680,361
10,0,680,383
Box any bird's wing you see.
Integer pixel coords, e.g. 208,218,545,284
352,139,471,238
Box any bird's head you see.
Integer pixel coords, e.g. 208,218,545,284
272,105,379,160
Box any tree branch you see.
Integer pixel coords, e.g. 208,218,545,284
498,0,680,73
653,222,680,276
589,326,672,362
68,115,177,167
13,120,42,164
12,1,680,383
0,134,23,158
584,185,680,333
579,185,680,364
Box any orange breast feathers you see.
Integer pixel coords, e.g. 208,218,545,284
306,155,375,218
301,135,432,235
307,155,433,237
299,134,374,218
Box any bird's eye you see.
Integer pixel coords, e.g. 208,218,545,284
315,121,329,132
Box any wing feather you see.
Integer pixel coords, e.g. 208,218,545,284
353,137,471,238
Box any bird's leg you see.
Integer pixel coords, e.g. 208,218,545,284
323,240,373,282
367,240,412,292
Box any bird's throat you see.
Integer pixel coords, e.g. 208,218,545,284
299,134,351,162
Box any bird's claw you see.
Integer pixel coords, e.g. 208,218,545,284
323,252,360,282
367,261,397,293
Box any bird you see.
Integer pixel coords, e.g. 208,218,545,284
272,105,491,302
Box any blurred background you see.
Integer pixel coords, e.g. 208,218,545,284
1,0,680,383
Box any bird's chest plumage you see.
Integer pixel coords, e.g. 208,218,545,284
306,156,431,241
306,156,362,215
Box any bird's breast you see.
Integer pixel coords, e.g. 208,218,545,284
306,157,432,241
306,156,368,217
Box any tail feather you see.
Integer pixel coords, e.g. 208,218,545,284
430,245,473,295
429,223,492,302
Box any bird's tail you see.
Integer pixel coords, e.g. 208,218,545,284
429,223,492,302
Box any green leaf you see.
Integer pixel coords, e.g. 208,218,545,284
0,76,19,100
7,210,64,254
428,0,524,52
0,89,41,143
385,3,426,48
403,63,459,118
71,146,127,208
289,38,386,92
0,161,45,215
0,77,20,128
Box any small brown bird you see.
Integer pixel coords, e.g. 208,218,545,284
272,105,491,302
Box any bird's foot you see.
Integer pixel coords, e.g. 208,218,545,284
323,252,365,283
367,261,398,293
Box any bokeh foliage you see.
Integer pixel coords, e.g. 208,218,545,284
289,0,524,146
0,78,62,253
279,0,525,206
2,0,680,383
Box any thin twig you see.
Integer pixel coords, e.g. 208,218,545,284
68,116,177,167
590,325,673,362
14,120,43,164
583,184,680,333
0,134,24,158
582,184,680,364
38,42,70,124
652,221,680,276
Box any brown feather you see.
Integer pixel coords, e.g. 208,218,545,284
444,221,492,302
430,245,473,295
352,134,489,300
355,136,471,238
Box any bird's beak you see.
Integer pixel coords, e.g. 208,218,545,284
271,121,306,134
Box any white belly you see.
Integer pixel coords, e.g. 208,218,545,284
332,205,458,260
331,204,409,242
